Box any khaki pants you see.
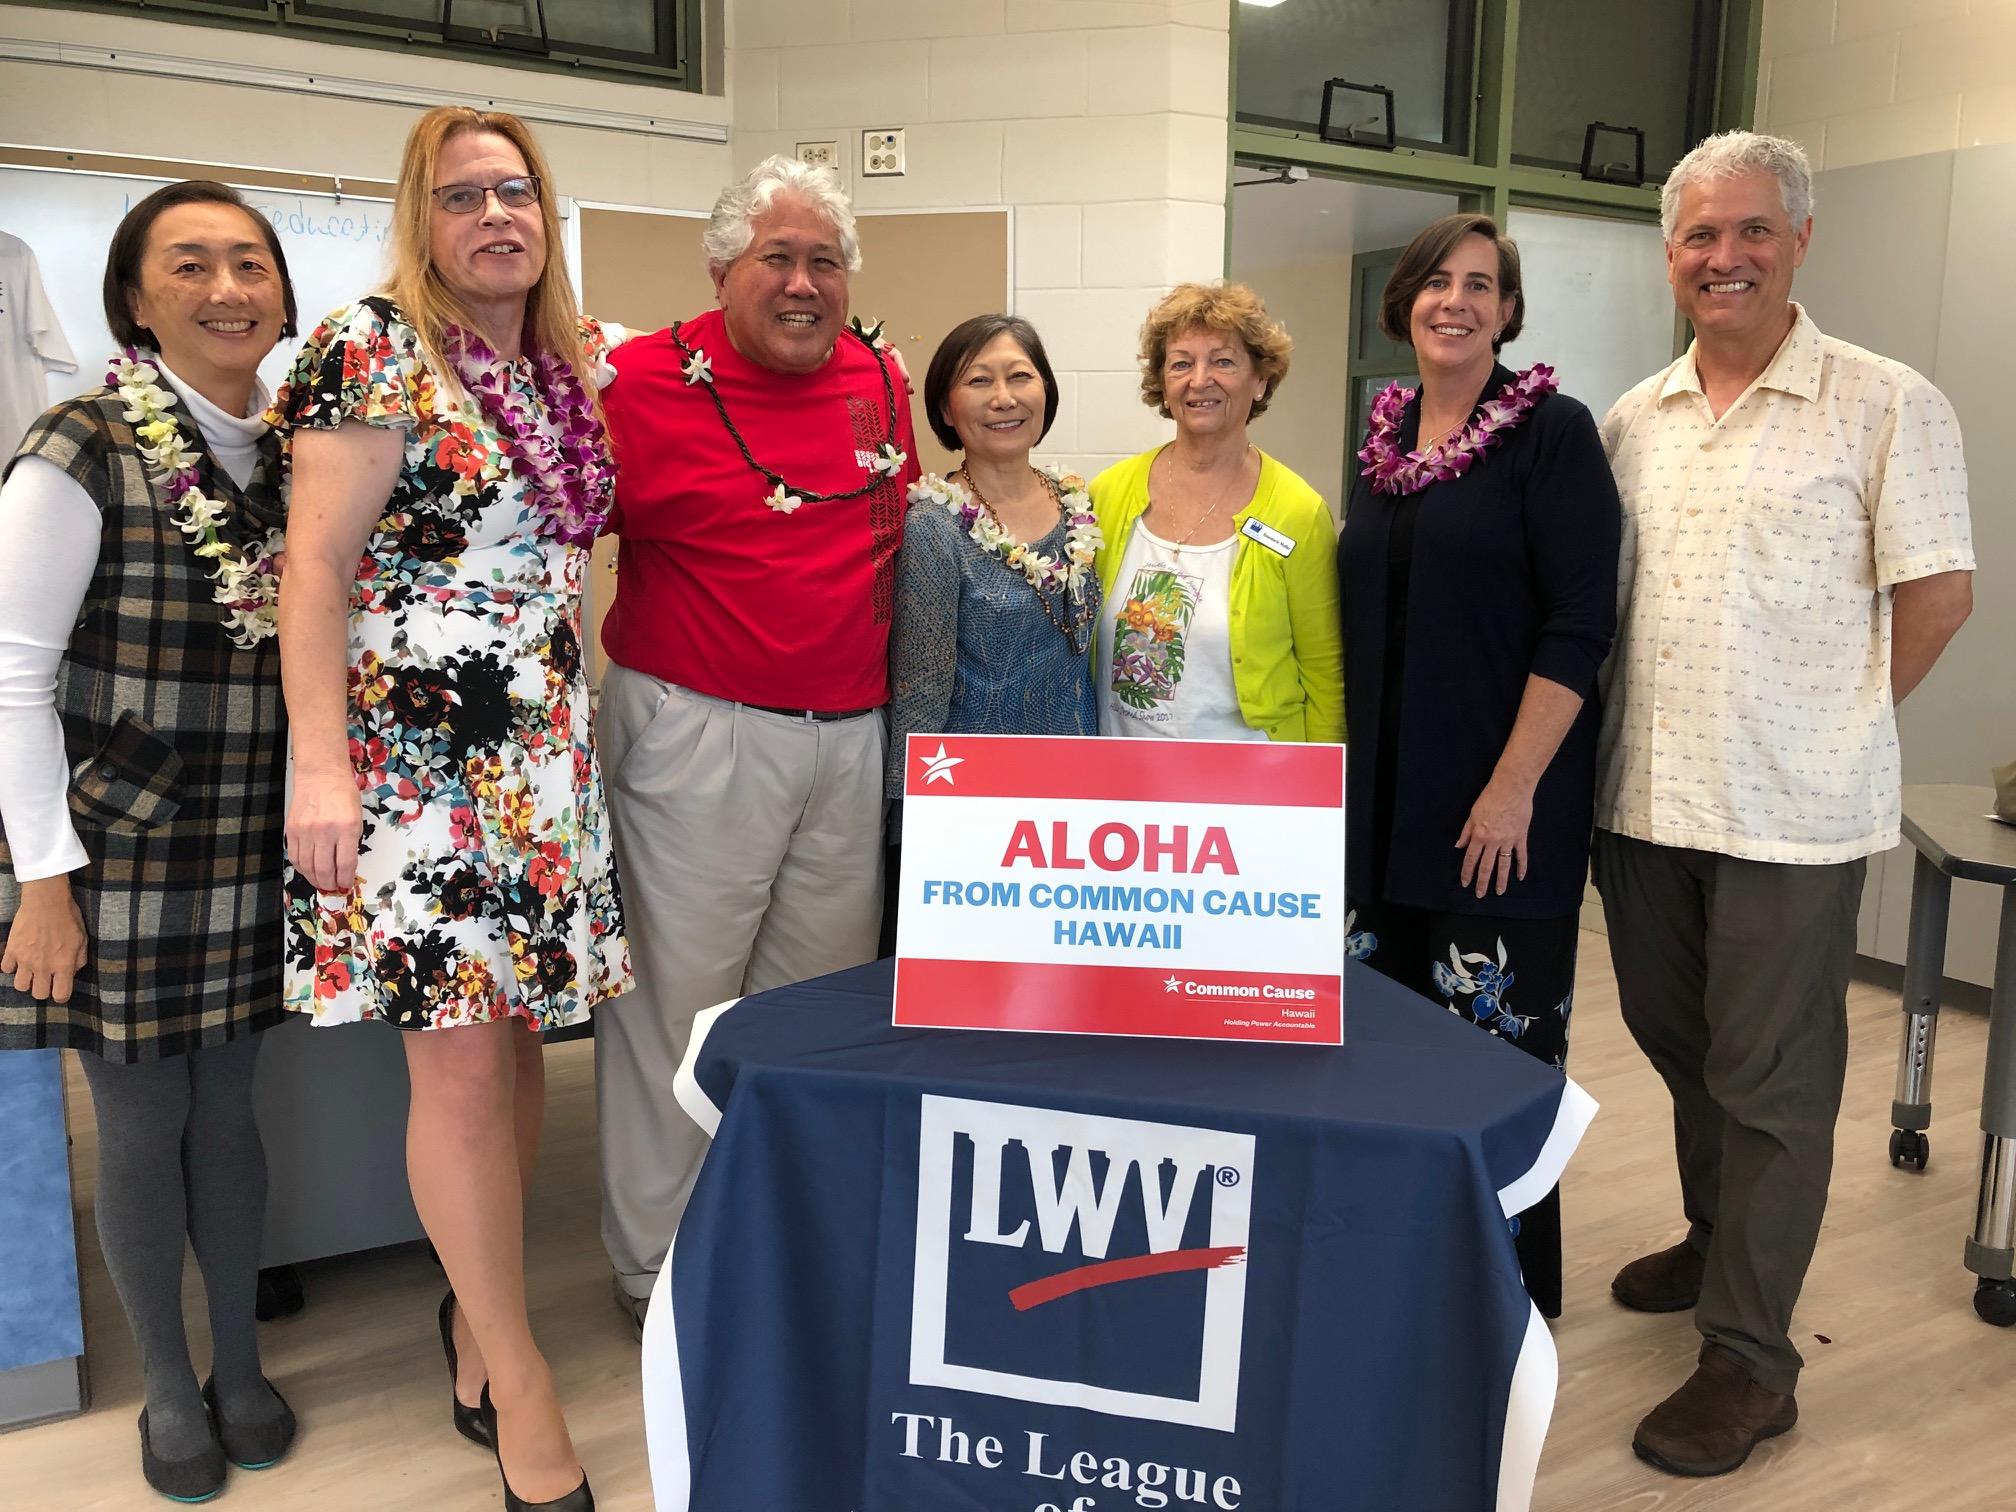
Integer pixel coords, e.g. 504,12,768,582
1591,829,1866,1393
594,664,886,1300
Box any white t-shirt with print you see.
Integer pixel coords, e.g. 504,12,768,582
1097,522,1266,742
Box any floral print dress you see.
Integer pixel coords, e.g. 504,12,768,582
269,298,631,1031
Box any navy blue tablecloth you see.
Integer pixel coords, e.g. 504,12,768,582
644,958,1594,1512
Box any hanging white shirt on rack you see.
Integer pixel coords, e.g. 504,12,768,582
0,230,78,458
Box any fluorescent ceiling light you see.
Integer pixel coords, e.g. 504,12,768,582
1240,0,1288,7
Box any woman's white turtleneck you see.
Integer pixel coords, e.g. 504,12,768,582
0,361,271,880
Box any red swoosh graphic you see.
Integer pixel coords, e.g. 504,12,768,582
1008,1245,1247,1312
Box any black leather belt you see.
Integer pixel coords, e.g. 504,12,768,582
744,703,879,722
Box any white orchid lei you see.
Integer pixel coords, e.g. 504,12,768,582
910,465,1101,595
109,351,285,648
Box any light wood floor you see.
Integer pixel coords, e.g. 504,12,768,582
9,938,2013,1511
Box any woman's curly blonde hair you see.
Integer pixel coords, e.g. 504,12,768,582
1137,281,1293,421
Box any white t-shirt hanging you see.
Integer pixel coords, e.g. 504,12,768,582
0,231,78,457
1097,522,1266,741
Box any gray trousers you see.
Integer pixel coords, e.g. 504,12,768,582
1591,829,1866,1393
595,664,886,1300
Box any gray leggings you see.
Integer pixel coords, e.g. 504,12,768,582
78,1032,270,1443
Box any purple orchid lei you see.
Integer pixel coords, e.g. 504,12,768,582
1358,363,1558,496
450,329,617,547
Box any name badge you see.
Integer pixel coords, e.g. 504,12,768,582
1240,517,1296,558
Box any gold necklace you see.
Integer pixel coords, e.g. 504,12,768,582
1419,370,1499,455
1418,414,1468,455
1152,445,1253,556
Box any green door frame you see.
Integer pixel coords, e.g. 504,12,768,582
1342,245,1419,504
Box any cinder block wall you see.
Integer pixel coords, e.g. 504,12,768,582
727,0,1232,479
1757,0,2016,171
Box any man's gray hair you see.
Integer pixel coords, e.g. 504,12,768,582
702,154,862,272
1660,130,1814,241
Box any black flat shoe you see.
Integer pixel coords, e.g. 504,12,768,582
439,1292,493,1449
479,1388,594,1512
138,1406,226,1504
202,1377,297,1471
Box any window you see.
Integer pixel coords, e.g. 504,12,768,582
1503,208,1675,419
1236,0,1478,156
73,0,699,87
1511,0,1718,180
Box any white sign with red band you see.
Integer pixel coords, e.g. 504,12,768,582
894,734,1345,1044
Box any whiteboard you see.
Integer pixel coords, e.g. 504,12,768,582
1503,207,1675,423
1,165,396,404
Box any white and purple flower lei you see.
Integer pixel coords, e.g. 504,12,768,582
1358,363,1558,496
109,349,286,649
450,330,616,547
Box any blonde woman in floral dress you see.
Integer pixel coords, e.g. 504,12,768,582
274,107,627,1512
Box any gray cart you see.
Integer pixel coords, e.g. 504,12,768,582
1887,783,2016,1326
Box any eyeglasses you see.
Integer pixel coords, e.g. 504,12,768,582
431,177,542,215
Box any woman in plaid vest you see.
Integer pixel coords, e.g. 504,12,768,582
0,182,301,1498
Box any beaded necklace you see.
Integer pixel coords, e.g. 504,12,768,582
667,315,907,514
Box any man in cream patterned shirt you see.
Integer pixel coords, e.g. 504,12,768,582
1594,132,1974,1479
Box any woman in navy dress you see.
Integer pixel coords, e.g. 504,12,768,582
1339,214,1621,1318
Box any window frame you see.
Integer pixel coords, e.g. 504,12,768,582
1230,0,1765,228
51,0,702,89
1233,0,1480,159
1506,0,1723,178
1229,1,1767,504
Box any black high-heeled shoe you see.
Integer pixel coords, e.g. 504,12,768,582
478,1388,594,1512
438,1292,492,1449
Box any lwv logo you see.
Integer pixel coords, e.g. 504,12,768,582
910,1095,1254,1430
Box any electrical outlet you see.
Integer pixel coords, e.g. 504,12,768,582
862,128,906,177
796,141,840,173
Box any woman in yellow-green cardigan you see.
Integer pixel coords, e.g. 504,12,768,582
1091,281,1342,743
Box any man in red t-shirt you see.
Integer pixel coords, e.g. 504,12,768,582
594,157,920,1328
